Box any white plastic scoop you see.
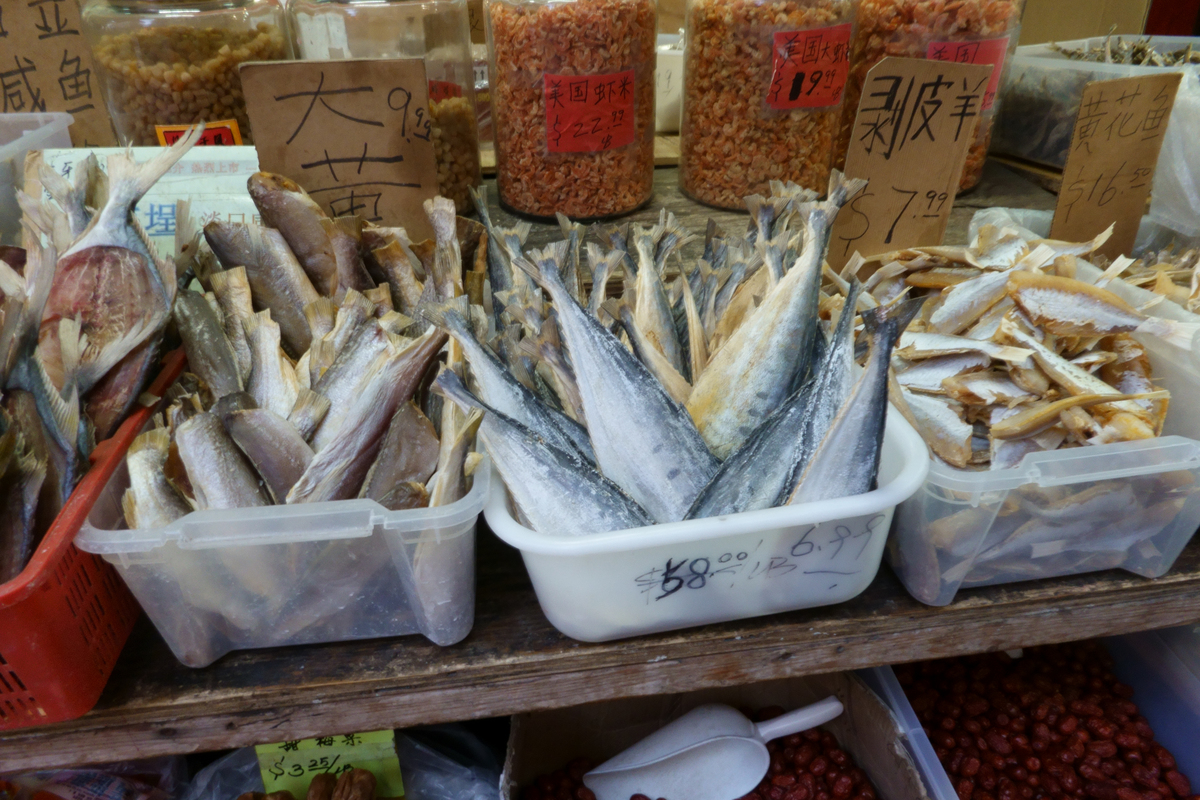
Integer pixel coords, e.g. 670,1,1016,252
582,696,844,800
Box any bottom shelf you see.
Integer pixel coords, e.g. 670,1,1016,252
3,527,1200,772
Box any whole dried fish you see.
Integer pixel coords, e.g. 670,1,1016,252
224,408,314,503
176,412,270,510
174,290,242,399
248,172,338,296
243,311,299,419
437,370,652,535
121,428,191,528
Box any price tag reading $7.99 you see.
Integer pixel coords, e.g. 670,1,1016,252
544,70,637,153
255,730,405,799
767,23,853,110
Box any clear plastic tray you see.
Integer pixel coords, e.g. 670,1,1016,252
865,633,1200,791
887,224,1200,607
486,409,930,642
992,36,1200,170
76,452,490,667
0,112,73,245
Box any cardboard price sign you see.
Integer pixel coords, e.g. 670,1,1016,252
1051,73,1181,261
240,58,439,240
1,0,118,146
828,57,993,270
255,730,405,799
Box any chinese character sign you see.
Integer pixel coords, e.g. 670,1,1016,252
926,36,1010,110
767,23,853,111
255,730,404,799
1051,73,1181,260
544,69,637,153
240,58,440,240
0,0,117,146
827,56,993,270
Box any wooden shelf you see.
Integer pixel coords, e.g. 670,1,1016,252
0,161,1187,772
3,527,1200,772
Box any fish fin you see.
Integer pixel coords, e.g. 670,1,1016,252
0,257,24,298
303,296,338,338
129,427,171,457
102,124,205,215
464,451,484,478
434,367,487,413
423,196,457,245
84,153,108,211
58,317,84,391
1141,318,1200,350
288,388,331,433
339,288,375,316
468,185,492,227
121,490,140,530
32,353,80,452
418,294,472,333
825,168,869,208
1096,255,1136,288
241,308,273,339
377,310,414,334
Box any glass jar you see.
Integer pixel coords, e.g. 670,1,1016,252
680,0,857,210
289,0,482,212
486,0,657,220
834,0,1024,193
82,0,290,146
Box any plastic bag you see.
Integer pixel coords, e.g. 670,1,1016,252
967,207,1200,257
1152,69,1200,239
177,749,263,800
395,725,501,800
0,757,186,800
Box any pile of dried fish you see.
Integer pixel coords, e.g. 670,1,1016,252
1050,34,1200,67
0,129,204,583
837,224,1194,472
423,170,912,537
1095,246,1200,313
124,176,490,526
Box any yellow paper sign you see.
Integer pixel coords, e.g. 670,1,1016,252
255,730,405,799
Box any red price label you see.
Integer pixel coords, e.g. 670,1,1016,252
428,80,464,103
155,119,243,146
927,36,1010,110
767,23,853,111
544,70,637,153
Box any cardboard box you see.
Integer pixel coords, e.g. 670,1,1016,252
1019,0,1151,45
502,674,933,800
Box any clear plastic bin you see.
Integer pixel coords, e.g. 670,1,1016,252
864,632,1200,792
992,36,1200,171
888,212,1200,607
486,409,930,642
75,453,490,667
0,112,73,245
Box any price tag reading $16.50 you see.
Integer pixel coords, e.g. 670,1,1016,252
827,56,993,271
255,730,405,799
1051,72,1181,261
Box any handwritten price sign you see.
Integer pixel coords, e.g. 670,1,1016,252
827,56,993,270
240,58,440,240
544,70,637,153
634,515,889,603
1051,73,1181,260
255,730,404,799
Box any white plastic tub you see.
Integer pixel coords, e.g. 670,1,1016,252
887,209,1200,607
76,453,490,667
0,112,73,245
486,409,930,642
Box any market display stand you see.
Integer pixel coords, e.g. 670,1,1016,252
3,163,1186,774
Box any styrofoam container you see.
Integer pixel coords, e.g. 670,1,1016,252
991,36,1199,170
866,633,1200,791
76,453,490,667
0,112,73,245
887,209,1200,607
486,408,930,642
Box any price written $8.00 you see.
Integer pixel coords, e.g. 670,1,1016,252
634,515,887,603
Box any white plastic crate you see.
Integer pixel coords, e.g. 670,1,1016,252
487,409,930,642
76,453,490,667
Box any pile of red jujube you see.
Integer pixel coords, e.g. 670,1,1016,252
895,642,1198,800
520,707,881,800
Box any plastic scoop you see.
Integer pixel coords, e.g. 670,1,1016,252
583,696,844,800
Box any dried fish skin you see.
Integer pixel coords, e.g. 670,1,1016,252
1007,271,1200,348
896,353,991,394
990,391,1167,440
891,374,974,468
437,370,652,535
928,269,1013,335
364,401,441,501
84,339,159,442
897,332,1034,367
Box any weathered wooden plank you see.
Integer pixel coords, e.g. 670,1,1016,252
2,525,1199,772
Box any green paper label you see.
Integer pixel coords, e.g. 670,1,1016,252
255,730,405,798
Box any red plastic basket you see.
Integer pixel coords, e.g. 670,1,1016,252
0,349,187,730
